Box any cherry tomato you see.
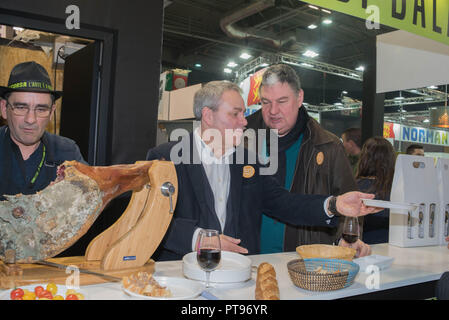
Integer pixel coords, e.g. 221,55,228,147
65,294,78,300
38,290,53,300
10,288,24,300
46,283,58,295
22,292,36,300
75,293,85,300
34,286,44,296
65,289,77,296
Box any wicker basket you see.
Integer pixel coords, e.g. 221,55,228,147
296,244,356,261
287,258,359,291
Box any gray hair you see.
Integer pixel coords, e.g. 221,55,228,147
193,80,242,119
259,64,301,95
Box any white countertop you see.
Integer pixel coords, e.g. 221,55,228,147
2,244,448,300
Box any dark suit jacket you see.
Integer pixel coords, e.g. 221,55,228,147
146,133,338,261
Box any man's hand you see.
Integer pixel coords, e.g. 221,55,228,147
336,192,382,217
339,238,371,258
220,234,248,254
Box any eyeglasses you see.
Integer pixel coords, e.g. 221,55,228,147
6,100,52,118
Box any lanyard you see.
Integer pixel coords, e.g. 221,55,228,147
30,144,46,185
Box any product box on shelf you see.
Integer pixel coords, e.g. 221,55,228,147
158,83,202,121
389,154,440,247
436,157,449,245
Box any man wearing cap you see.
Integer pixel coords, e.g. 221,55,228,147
0,61,85,201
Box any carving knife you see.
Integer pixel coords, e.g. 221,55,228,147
36,260,122,282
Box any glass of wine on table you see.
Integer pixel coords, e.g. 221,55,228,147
342,217,360,256
196,229,221,288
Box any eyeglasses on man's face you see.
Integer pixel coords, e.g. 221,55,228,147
6,100,53,118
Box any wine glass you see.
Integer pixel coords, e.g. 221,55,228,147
342,217,360,248
196,229,221,288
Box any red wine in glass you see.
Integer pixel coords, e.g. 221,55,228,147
342,217,360,244
196,229,221,288
342,233,358,244
198,248,221,271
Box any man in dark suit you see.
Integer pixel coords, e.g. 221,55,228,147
147,81,378,261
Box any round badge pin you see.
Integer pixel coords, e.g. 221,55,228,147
243,165,255,178
316,151,324,165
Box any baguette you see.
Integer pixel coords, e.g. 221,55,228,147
255,262,280,300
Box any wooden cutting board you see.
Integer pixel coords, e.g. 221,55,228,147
0,256,155,289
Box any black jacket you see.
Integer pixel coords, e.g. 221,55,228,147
0,126,85,200
146,133,337,261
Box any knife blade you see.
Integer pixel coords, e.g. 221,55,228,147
36,260,122,282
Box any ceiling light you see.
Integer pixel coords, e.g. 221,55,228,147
355,66,365,71
308,5,319,10
223,68,232,74
307,24,317,30
240,53,252,60
322,19,332,25
303,50,319,58
194,63,202,68
227,61,238,68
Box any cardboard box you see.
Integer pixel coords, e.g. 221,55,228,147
158,90,170,120
158,83,202,120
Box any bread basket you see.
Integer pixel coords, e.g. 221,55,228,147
296,244,356,261
287,258,359,291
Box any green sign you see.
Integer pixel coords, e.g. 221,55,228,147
301,0,449,46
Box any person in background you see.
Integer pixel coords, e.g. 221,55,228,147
341,127,362,175
406,144,424,156
146,80,379,261
0,61,85,201
245,64,370,257
355,136,396,244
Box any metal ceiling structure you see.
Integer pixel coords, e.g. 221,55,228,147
162,0,448,131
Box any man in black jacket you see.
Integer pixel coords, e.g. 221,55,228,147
0,61,84,200
146,80,378,261
245,64,369,256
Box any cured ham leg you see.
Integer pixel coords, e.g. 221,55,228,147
0,160,154,263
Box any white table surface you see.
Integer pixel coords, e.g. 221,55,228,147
2,243,448,300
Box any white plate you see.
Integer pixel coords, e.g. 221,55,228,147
0,283,88,300
183,251,251,283
122,276,203,300
362,199,418,211
353,255,394,272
